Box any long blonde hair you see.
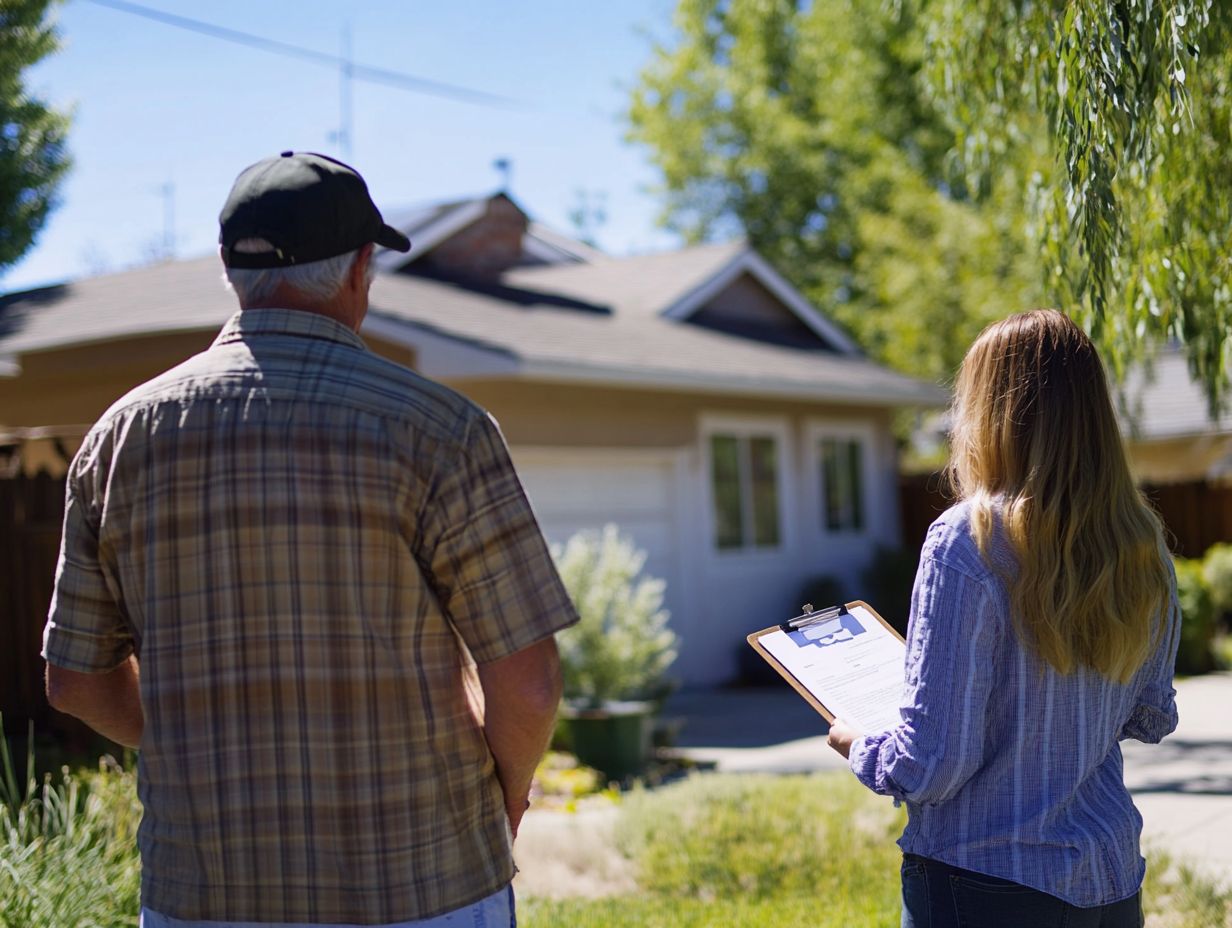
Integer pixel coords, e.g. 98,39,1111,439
948,309,1171,683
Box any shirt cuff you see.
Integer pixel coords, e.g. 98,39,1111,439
849,731,907,801
1119,703,1177,744
42,622,134,673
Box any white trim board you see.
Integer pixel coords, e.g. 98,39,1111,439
360,313,519,380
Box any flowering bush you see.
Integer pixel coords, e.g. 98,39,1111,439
553,525,679,708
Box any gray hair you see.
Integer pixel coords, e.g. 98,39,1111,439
222,239,373,305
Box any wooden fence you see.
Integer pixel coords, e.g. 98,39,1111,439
1141,480,1232,559
899,471,1232,560
898,472,957,552
0,471,95,743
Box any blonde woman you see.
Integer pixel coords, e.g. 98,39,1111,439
827,310,1180,927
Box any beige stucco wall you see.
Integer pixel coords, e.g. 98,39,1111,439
452,378,892,449
0,330,416,432
1127,434,1232,485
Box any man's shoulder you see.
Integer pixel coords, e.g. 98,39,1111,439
79,335,491,468
341,347,488,440
89,351,214,429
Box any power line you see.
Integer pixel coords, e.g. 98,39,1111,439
81,0,519,108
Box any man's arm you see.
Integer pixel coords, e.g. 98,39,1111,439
476,637,563,839
46,656,143,749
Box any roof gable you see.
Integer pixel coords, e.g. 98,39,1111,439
687,271,836,350
661,249,857,354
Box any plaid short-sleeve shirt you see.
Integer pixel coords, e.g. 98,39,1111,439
43,309,579,924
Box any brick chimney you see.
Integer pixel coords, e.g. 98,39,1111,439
416,194,528,282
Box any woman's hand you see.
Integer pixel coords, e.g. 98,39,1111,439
826,718,860,759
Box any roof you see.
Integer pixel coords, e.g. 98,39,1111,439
503,240,742,316
0,256,234,357
0,219,943,408
362,270,936,405
1119,347,1232,441
372,192,607,272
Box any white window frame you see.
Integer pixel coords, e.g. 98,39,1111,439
699,414,792,557
804,420,877,538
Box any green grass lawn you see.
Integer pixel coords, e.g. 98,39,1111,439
520,773,1231,928
2,744,1229,928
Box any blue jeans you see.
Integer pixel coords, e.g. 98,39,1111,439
900,854,1142,928
139,884,515,928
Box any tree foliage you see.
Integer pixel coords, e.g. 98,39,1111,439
628,0,1044,385
921,0,1232,408
631,1,1232,408
0,0,70,273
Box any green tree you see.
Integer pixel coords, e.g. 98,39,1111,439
920,1,1232,408
0,0,70,273
627,0,1044,384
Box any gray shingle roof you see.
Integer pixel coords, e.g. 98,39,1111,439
365,269,937,405
0,245,942,406
1118,347,1232,440
503,240,746,317
0,256,234,357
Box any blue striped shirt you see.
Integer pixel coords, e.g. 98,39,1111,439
849,500,1181,907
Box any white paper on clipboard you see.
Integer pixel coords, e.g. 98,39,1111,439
756,603,906,733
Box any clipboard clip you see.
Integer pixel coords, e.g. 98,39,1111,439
781,602,848,632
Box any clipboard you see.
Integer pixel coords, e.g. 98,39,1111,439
746,600,905,723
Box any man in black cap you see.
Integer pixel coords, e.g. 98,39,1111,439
43,152,579,927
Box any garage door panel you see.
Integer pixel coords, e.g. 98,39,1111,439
512,450,684,630
515,460,673,514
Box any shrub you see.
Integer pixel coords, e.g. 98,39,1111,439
1201,542,1232,619
1173,557,1217,675
553,525,679,708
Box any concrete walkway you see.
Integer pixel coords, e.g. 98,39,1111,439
662,673,1232,881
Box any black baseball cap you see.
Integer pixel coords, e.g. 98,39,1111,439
219,151,411,268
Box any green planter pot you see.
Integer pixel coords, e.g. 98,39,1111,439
559,700,654,782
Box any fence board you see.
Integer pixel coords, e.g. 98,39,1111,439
0,472,95,742
898,472,1232,561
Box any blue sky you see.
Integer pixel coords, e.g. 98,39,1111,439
2,0,683,292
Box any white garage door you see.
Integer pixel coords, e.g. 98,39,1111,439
510,448,686,634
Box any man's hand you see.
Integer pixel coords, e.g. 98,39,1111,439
476,637,563,841
45,656,143,748
826,718,860,760
506,795,532,840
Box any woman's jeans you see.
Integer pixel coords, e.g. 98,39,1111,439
900,854,1143,928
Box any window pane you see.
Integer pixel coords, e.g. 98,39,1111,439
821,438,842,531
847,440,864,530
820,437,865,532
710,435,744,549
749,437,780,547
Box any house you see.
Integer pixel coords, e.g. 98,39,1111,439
0,193,943,684
1119,346,1232,484
1117,347,1232,556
